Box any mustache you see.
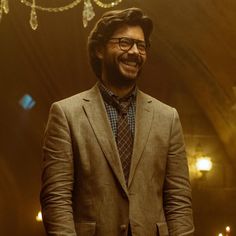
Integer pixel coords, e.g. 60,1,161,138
119,53,143,65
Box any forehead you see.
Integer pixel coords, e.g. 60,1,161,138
111,25,145,40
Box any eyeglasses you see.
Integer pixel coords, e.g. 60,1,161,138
108,37,149,55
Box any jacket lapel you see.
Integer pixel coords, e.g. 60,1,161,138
82,84,128,195
128,90,154,187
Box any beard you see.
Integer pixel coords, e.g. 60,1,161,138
102,52,144,89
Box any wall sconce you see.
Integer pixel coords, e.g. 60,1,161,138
196,157,212,179
226,226,231,236
196,157,212,172
217,226,231,236
36,211,42,222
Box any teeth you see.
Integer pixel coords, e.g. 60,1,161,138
124,61,137,67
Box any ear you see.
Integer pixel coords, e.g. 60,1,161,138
95,46,104,60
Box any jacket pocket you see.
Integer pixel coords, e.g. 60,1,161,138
156,222,169,236
75,222,96,236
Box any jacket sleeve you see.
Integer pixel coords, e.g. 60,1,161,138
163,108,194,236
40,102,77,235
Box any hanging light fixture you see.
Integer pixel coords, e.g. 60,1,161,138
0,0,123,30
0,0,9,22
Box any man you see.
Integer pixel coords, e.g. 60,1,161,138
40,7,194,236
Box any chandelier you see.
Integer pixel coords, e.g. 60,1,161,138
0,0,123,30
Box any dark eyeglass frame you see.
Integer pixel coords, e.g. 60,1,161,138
108,37,150,55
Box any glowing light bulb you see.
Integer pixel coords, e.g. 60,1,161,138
226,226,230,232
36,211,42,222
218,233,223,236
196,157,212,172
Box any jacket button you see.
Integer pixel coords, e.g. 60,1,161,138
120,224,127,231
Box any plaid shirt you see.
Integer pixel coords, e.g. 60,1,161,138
98,82,136,138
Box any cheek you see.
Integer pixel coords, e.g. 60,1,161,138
142,55,147,64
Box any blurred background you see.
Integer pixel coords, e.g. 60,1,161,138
0,0,236,235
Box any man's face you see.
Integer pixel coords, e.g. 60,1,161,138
98,25,147,86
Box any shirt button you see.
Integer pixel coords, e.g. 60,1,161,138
120,224,127,231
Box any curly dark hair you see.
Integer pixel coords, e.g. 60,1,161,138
87,7,153,79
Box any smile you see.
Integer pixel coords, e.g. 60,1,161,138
122,60,138,67
120,57,141,68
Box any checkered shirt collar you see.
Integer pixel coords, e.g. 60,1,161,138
98,81,137,103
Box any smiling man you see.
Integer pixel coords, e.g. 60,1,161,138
97,25,146,95
40,8,194,236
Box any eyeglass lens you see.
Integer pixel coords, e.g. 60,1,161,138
109,37,147,54
119,38,146,54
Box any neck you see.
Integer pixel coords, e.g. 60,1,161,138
100,80,135,97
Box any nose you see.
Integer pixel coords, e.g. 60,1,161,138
128,43,139,54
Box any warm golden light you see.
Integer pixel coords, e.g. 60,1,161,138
218,233,223,236
226,226,230,232
36,211,42,222
196,157,212,172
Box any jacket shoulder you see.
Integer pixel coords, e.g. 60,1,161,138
52,86,97,111
139,90,176,113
